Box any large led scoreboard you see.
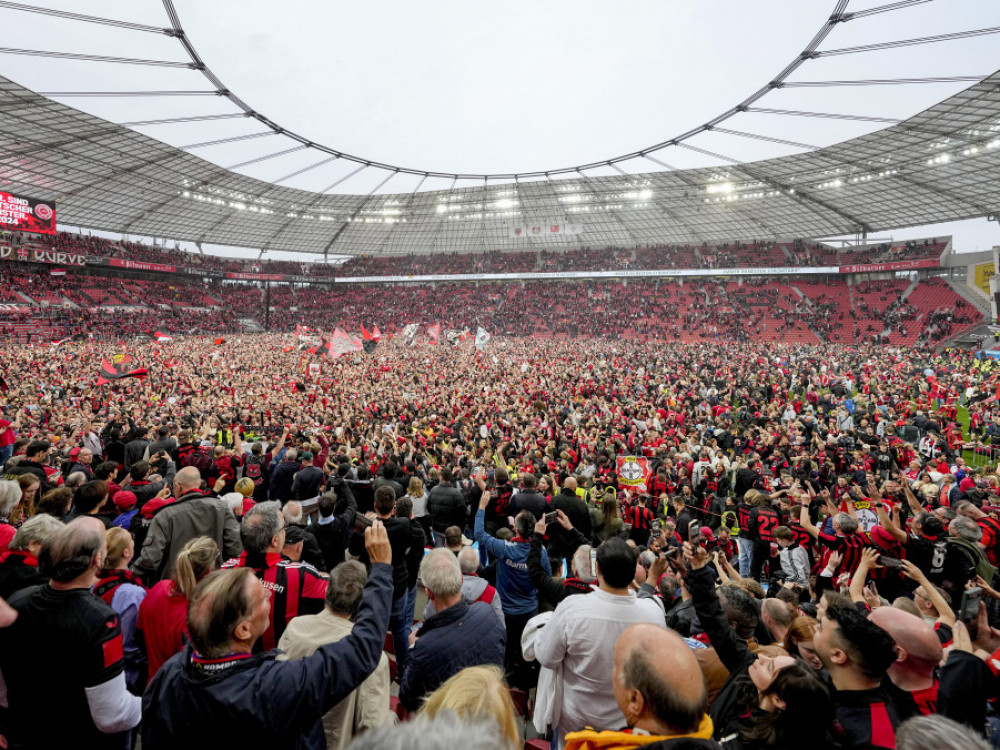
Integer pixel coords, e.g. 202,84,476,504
0,190,56,235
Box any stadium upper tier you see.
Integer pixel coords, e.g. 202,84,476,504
2,230,949,280
0,261,981,349
1,71,999,255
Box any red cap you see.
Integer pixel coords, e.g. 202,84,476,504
700,526,715,539
69,447,80,460
112,490,137,510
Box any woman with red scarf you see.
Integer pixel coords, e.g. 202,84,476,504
94,527,146,692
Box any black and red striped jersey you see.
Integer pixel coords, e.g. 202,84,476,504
817,530,872,576
222,551,327,651
976,516,1000,565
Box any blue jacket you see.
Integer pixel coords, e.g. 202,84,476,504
140,563,392,750
399,599,505,711
475,509,549,616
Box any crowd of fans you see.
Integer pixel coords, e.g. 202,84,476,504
0,259,981,349
0,230,948,280
1,334,1000,749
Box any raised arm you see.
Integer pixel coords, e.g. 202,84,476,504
798,503,820,539
684,543,754,674
903,559,956,628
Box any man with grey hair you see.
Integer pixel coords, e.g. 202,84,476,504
398,548,505,711
222,501,328,651
421,545,504,625
134,465,242,582
64,470,87,491
283,500,325,570
798,503,869,576
944,515,995,593
142,520,393,749
278,561,392,750
0,517,141,748
0,513,64,598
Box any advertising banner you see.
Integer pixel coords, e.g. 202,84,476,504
109,258,177,273
224,272,286,281
838,258,940,274
0,245,86,266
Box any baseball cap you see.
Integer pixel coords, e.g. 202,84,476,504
301,451,314,461
700,526,715,540
69,447,80,460
283,525,307,545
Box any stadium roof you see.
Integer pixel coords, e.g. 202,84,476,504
2,1,1000,257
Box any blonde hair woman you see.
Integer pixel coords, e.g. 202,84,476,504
136,536,220,680
94,526,146,690
422,666,519,750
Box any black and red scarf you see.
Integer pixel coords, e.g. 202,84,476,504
93,569,146,605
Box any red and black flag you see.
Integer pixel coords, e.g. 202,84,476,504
361,325,379,354
96,354,148,386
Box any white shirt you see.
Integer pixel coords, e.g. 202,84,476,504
534,587,664,735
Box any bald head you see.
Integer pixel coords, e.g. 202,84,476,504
174,466,202,494
869,607,941,674
563,477,578,492
283,501,303,525
614,623,707,735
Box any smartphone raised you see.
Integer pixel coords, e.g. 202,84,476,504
960,587,983,623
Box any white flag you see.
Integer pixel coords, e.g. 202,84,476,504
475,327,491,352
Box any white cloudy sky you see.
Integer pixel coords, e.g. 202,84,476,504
2,0,1000,260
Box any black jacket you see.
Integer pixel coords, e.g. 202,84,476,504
0,551,47,600
269,460,299,503
548,490,592,559
291,465,325,501
122,461,177,509
527,530,592,608
141,563,393,750
427,482,467,532
288,524,326,571
513,489,548,520
351,516,412,600
398,600,506,712
311,487,357,573
372,476,404,500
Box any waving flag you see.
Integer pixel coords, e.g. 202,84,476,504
427,323,441,346
401,323,419,347
475,327,491,352
361,326,379,354
152,331,173,342
96,354,148,386
616,456,651,493
372,325,382,340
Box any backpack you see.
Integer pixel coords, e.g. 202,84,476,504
184,447,214,476
245,454,266,485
